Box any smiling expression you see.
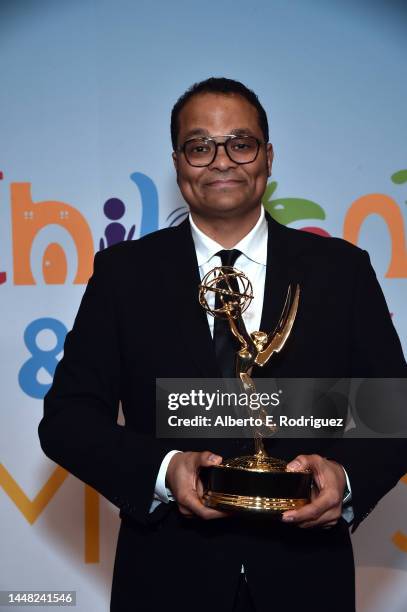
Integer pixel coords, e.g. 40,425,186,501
173,93,273,221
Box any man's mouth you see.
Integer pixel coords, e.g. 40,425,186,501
205,179,243,187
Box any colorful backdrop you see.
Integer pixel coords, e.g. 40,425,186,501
1,0,406,610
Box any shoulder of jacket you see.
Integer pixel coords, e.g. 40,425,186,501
279,223,368,262
94,226,179,267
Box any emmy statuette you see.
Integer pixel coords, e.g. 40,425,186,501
199,265,312,516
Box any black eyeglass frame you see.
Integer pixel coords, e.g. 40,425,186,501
176,134,265,167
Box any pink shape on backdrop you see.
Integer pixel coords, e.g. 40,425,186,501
300,226,331,237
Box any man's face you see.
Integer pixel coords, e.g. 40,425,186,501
173,93,273,220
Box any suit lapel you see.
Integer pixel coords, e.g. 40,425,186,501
163,213,304,378
162,218,220,377
258,214,304,375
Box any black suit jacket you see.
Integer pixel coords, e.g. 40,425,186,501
39,214,407,612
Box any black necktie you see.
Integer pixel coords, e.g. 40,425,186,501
213,249,242,377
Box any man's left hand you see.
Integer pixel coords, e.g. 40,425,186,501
282,454,346,528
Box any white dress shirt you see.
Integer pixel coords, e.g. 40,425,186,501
150,208,353,524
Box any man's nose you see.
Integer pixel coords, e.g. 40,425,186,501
209,143,237,170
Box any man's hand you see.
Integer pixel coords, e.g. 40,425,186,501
282,454,346,528
166,451,229,519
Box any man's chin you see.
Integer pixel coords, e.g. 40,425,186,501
199,199,259,219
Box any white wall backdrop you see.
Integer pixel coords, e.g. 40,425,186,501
1,0,406,610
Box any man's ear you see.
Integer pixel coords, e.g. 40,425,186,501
266,143,274,177
172,151,180,183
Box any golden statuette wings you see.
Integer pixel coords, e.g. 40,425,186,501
254,284,300,367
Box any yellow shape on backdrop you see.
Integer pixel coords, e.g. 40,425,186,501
0,463,100,562
0,462,69,524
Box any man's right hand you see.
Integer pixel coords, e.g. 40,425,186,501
166,451,229,519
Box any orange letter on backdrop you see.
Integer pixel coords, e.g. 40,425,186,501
343,194,407,278
392,474,407,553
11,183,94,284
0,463,100,563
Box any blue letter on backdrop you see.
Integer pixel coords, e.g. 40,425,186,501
19,318,67,399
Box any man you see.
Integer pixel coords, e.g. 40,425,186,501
39,78,407,612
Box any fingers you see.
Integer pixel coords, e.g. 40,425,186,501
167,450,228,520
298,514,340,529
284,487,341,521
178,504,194,518
177,487,228,520
292,507,340,529
196,478,204,499
286,453,320,474
198,451,223,468
283,497,341,528
189,451,228,519
283,454,345,528
321,521,339,529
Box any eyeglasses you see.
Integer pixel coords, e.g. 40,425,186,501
177,134,263,167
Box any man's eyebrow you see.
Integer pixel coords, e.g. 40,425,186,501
183,127,255,140
229,128,254,136
183,128,210,140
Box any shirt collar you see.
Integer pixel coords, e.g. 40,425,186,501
189,206,268,267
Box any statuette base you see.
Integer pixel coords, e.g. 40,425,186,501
202,455,312,516
203,491,309,514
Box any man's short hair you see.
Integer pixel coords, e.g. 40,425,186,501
171,77,269,150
